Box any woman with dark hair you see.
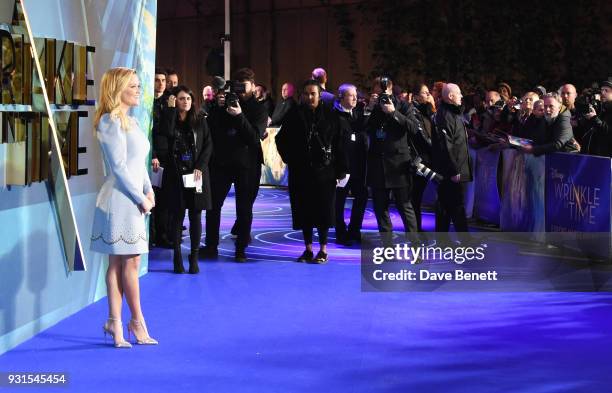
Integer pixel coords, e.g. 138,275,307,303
409,83,435,232
160,85,213,273
276,80,348,263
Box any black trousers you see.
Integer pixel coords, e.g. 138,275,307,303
173,208,202,258
371,186,418,233
303,227,329,245
231,162,261,233
435,181,469,232
411,174,429,232
206,165,253,250
335,178,368,236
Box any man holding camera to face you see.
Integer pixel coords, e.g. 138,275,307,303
200,68,268,262
365,76,418,239
574,81,612,157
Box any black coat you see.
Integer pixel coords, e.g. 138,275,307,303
270,97,296,126
207,95,268,169
409,102,434,166
432,102,473,182
532,110,576,156
160,107,213,212
579,102,612,157
334,101,368,183
365,96,417,188
276,104,348,229
259,96,275,117
152,94,169,159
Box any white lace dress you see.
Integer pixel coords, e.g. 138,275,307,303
90,114,152,255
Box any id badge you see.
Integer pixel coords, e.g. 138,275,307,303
376,129,386,140
181,153,192,161
350,132,356,142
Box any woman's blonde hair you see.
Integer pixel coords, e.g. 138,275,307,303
93,67,136,131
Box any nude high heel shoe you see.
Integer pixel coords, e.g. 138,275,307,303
103,318,132,348
127,319,158,345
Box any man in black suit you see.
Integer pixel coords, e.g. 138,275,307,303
270,82,296,126
333,83,368,245
150,68,173,248
431,83,473,233
365,76,418,237
200,68,268,262
312,68,335,107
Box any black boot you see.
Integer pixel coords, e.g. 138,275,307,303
188,253,200,274
173,250,185,274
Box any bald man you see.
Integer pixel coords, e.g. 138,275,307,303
270,82,296,126
559,84,577,112
312,67,335,107
431,83,473,233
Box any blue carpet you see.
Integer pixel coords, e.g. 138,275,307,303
1,188,612,392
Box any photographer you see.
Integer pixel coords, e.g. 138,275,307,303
409,83,436,232
276,80,348,263
200,68,267,262
160,86,212,274
365,76,418,237
578,81,612,157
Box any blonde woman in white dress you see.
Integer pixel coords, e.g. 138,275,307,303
91,67,158,348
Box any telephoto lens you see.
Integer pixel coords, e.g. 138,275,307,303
413,156,444,183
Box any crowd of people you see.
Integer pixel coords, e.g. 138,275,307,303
148,66,612,270
88,66,610,347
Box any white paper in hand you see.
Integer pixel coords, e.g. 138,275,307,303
151,167,164,187
336,174,350,188
182,173,203,193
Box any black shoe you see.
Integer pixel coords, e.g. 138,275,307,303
198,245,218,259
173,252,185,274
235,249,247,263
312,250,328,264
188,254,200,274
296,250,314,262
335,232,347,245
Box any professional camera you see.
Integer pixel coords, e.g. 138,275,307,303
412,156,444,183
379,76,392,105
214,77,247,108
575,88,601,118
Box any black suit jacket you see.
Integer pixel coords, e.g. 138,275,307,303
270,97,296,126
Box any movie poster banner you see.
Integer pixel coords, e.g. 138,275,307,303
545,153,611,232
545,153,611,259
